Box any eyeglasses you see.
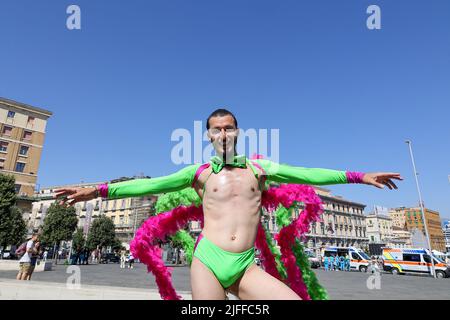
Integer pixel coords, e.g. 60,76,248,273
208,128,238,136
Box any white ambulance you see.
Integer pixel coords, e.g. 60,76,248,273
323,246,371,272
382,247,450,278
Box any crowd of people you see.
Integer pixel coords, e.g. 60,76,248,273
323,254,351,271
70,248,101,265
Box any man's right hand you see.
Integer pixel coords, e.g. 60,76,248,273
53,187,98,207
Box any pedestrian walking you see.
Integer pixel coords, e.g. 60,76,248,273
16,233,38,281
345,254,350,271
369,255,379,274
339,255,345,271
120,250,126,269
82,248,89,265
91,250,97,264
128,252,135,269
27,242,41,280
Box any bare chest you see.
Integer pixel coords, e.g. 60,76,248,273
196,167,262,201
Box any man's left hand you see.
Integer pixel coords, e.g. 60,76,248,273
362,172,403,190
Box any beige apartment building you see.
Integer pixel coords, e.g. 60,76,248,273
387,206,446,252
366,211,393,244
0,97,52,197
30,179,157,248
390,227,412,248
389,207,407,229
404,207,446,252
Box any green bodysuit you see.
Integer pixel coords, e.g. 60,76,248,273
103,156,362,288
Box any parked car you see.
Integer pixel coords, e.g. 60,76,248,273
305,249,320,268
100,253,120,264
1,250,12,259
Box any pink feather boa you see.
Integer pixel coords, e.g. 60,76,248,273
261,184,324,300
131,162,324,300
130,205,203,300
254,222,282,280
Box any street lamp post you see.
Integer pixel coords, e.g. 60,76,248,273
405,140,436,278
133,199,138,238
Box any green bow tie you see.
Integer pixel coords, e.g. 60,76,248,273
210,155,247,173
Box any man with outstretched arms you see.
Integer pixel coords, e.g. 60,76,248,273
55,109,402,299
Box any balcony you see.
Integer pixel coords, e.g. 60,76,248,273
115,223,133,229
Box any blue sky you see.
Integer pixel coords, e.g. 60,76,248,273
0,0,449,219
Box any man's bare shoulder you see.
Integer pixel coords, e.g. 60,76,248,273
195,165,213,187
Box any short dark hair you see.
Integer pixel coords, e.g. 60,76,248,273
206,108,238,130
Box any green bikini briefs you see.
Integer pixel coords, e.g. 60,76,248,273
193,234,256,288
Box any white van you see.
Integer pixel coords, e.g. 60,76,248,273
323,246,371,272
382,247,450,278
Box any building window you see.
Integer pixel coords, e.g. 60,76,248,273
311,222,316,234
7,111,15,118
19,145,29,156
403,254,420,262
0,141,8,152
2,126,12,136
15,162,25,172
349,252,358,260
23,131,32,141
0,158,4,169
27,116,35,126
14,184,21,193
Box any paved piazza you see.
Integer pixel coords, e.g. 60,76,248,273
1,262,449,299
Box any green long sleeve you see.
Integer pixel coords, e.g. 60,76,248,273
107,164,201,199
254,159,348,186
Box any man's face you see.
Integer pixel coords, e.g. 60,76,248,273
207,115,239,156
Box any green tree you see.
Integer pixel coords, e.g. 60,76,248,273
0,174,27,249
111,237,124,252
0,174,16,211
40,203,78,261
86,216,118,251
72,227,86,252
